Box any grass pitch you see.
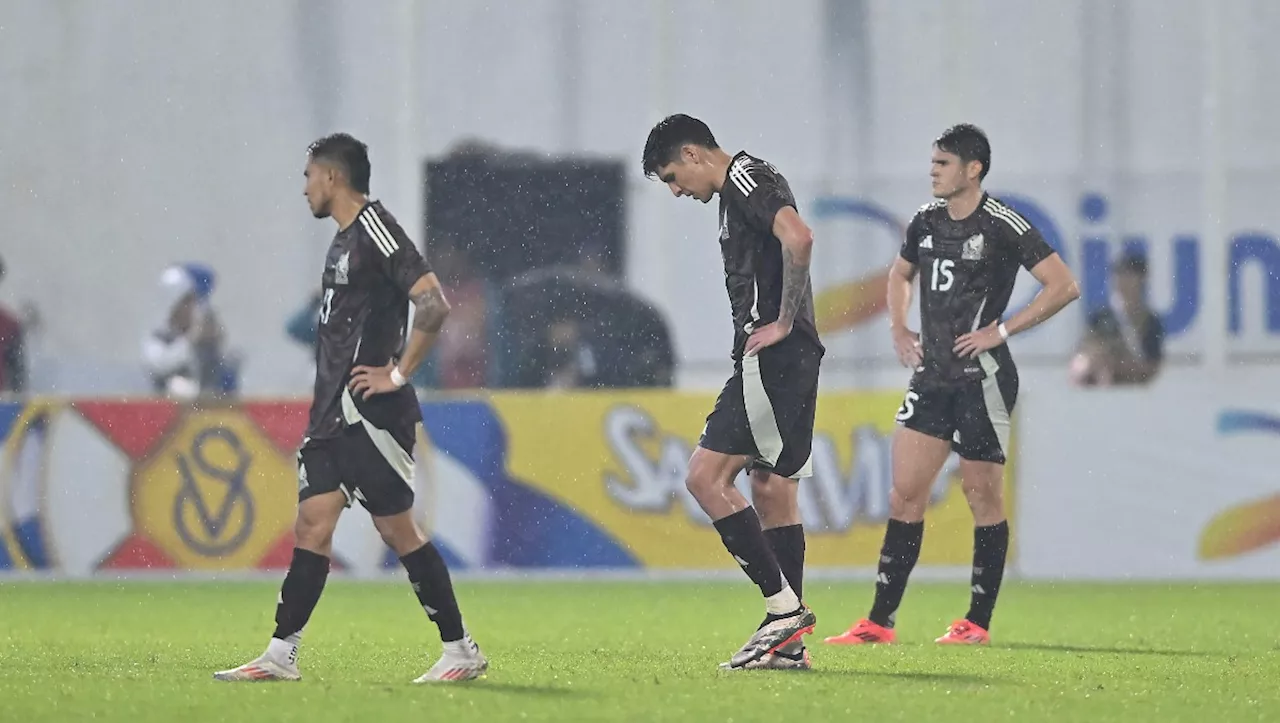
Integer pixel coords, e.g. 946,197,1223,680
1,579,1277,722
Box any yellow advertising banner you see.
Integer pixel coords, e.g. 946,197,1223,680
490,390,1014,569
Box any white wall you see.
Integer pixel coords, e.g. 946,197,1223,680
3,0,1279,393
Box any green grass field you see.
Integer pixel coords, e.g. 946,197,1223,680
1,579,1277,722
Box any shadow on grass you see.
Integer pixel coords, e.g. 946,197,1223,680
802,669,999,684
452,681,587,697
1002,642,1211,657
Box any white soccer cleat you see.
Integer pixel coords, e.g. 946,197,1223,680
724,605,817,669
720,640,813,671
212,653,301,682
413,636,489,683
213,635,302,682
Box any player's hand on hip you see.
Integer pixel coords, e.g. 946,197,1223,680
954,322,1004,359
745,321,791,357
349,361,401,400
892,326,923,368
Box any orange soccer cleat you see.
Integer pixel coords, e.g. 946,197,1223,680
935,619,990,645
823,618,896,645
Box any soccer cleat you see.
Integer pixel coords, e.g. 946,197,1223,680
212,653,301,682
725,604,817,669
935,619,990,645
823,618,896,645
413,635,489,683
720,639,812,671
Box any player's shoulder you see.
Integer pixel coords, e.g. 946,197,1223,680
979,194,1035,237
909,199,947,227
725,151,787,199
354,200,409,252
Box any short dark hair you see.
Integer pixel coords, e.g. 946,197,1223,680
1114,251,1148,277
642,114,719,178
935,124,991,181
308,133,371,193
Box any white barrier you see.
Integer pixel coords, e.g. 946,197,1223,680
1016,368,1280,580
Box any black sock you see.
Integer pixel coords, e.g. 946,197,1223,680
868,519,924,628
966,521,1009,630
273,548,330,640
401,542,466,642
764,525,805,601
713,507,785,598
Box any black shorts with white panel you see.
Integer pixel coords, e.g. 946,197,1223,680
297,395,417,518
895,365,1018,465
699,335,823,479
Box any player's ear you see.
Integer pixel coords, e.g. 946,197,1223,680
680,144,699,164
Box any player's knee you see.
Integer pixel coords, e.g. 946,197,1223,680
293,513,335,553
685,457,721,499
889,485,928,521
373,513,427,557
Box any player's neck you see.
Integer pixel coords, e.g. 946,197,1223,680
707,148,734,194
945,186,984,221
331,193,369,231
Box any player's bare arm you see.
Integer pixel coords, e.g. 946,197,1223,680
887,256,923,368
954,253,1080,359
745,207,813,356
350,273,450,399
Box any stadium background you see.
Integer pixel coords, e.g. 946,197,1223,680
1,0,1279,584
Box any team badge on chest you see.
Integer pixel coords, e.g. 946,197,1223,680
961,233,985,261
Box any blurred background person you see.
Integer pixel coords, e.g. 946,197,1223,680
142,263,239,400
0,254,31,395
1069,252,1164,387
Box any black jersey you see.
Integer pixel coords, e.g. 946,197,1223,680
900,193,1055,384
717,151,823,360
306,201,432,439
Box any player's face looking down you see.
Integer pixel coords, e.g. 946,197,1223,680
656,145,717,203
930,147,983,200
303,160,338,219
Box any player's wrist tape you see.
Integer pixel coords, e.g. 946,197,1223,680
998,322,1010,340
389,366,407,388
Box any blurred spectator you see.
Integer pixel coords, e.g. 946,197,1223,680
286,289,324,349
1069,252,1164,386
432,243,492,389
142,263,239,400
542,319,598,389
0,255,28,393
498,260,674,389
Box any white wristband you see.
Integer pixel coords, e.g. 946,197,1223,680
389,366,407,388
997,322,1010,341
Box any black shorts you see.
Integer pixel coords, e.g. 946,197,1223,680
699,338,822,479
297,420,417,517
895,367,1018,464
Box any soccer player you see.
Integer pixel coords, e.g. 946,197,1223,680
214,134,487,683
824,124,1080,646
643,115,823,670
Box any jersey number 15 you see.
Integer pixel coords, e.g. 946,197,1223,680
930,258,955,292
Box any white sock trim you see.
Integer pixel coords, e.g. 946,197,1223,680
765,585,801,615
